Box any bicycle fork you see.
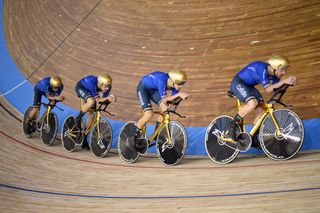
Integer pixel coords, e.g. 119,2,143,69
45,106,51,129
95,112,105,149
267,108,282,137
37,106,51,130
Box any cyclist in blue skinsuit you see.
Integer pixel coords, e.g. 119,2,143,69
28,76,64,122
227,55,297,143
74,74,116,146
134,70,189,153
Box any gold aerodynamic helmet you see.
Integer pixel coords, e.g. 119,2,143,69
267,55,290,70
98,74,112,87
168,70,187,85
50,76,63,88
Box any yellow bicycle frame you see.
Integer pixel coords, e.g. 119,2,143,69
221,97,282,143
81,99,100,138
236,99,282,138
141,111,173,145
68,100,101,139
84,110,99,136
37,105,52,129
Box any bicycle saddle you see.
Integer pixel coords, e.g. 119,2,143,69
227,90,235,98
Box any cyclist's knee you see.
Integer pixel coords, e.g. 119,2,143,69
143,110,153,120
87,111,94,118
157,116,163,123
31,107,39,114
159,102,167,112
255,106,263,114
137,110,153,129
86,98,96,106
247,99,258,109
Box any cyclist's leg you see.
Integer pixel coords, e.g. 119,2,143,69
251,87,264,124
151,91,164,133
136,81,154,131
81,97,96,112
238,99,258,118
82,111,95,150
134,82,152,153
86,111,95,130
29,88,43,120
74,82,95,128
251,88,264,148
253,108,263,124
228,76,258,139
252,105,263,147
76,97,95,129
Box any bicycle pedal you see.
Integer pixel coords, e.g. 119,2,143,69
236,133,252,152
24,123,33,135
74,133,83,145
30,121,38,133
136,138,148,154
82,140,90,150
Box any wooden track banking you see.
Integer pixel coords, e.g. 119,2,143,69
3,0,320,126
0,98,319,212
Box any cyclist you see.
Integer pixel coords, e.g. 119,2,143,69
27,76,64,129
134,70,189,153
74,74,116,147
227,55,297,145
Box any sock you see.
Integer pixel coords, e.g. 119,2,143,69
233,114,243,125
77,111,85,119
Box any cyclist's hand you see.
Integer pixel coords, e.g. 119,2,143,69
179,92,189,99
290,76,297,85
108,94,117,103
284,76,296,86
55,96,64,102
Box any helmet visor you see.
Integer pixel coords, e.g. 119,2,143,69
176,81,186,86
279,65,289,73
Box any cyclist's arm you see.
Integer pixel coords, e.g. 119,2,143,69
161,94,179,103
46,95,64,101
162,92,189,103
95,96,107,103
96,95,116,103
96,85,115,103
265,76,296,93
54,86,65,101
265,81,286,93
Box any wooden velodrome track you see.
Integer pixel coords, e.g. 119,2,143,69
1,97,320,212
2,0,320,212
4,0,320,125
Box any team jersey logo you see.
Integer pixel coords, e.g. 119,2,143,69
236,85,247,97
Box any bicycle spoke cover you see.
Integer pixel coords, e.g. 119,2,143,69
90,120,112,157
118,122,140,163
205,116,239,164
61,116,79,152
22,106,34,138
41,113,57,145
260,109,304,160
157,121,187,165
